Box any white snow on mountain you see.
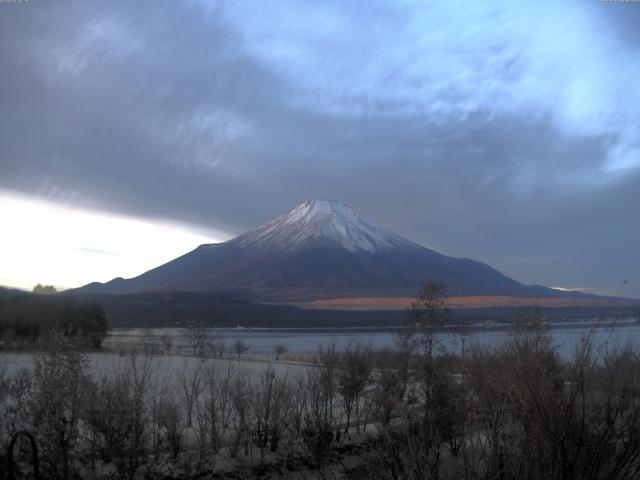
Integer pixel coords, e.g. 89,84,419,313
233,199,415,253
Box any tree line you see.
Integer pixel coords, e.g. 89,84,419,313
0,291,108,348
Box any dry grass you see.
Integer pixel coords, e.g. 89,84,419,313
284,295,638,310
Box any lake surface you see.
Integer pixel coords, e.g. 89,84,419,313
106,320,640,358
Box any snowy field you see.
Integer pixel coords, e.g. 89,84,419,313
0,351,310,383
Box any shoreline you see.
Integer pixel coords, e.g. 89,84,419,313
107,317,639,337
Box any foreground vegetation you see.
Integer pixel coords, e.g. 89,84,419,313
2,283,640,479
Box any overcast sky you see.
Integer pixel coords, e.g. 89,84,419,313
0,0,639,297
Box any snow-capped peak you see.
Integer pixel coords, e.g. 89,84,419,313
234,199,412,253
283,199,365,227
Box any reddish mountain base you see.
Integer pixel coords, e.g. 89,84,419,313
280,295,639,311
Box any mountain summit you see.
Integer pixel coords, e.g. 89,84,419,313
235,199,414,254
77,200,564,301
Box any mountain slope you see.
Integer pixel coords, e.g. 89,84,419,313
76,199,573,301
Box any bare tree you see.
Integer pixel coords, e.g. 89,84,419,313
85,372,148,480
404,280,449,359
274,344,287,360
337,342,373,435
178,359,205,429
288,374,309,439
160,334,173,355
372,367,402,428
300,414,337,479
210,330,225,358
155,398,183,459
199,360,232,452
186,320,208,356
305,344,340,430
229,373,253,457
232,339,249,358
252,367,292,459
0,367,32,466
30,336,89,480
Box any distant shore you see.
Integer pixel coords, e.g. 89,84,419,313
108,317,639,336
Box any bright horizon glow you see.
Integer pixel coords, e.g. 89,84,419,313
0,192,227,291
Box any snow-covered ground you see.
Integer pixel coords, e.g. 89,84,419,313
0,351,309,382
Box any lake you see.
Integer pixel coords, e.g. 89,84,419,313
105,320,640,358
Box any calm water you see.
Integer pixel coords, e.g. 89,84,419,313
106,321,640,358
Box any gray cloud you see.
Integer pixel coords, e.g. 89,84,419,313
0,0,638,296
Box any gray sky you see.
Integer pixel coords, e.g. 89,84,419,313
0,0,639,297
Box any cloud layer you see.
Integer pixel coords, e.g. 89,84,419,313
0,0,638,296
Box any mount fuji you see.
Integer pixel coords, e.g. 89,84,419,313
76,199,569,301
